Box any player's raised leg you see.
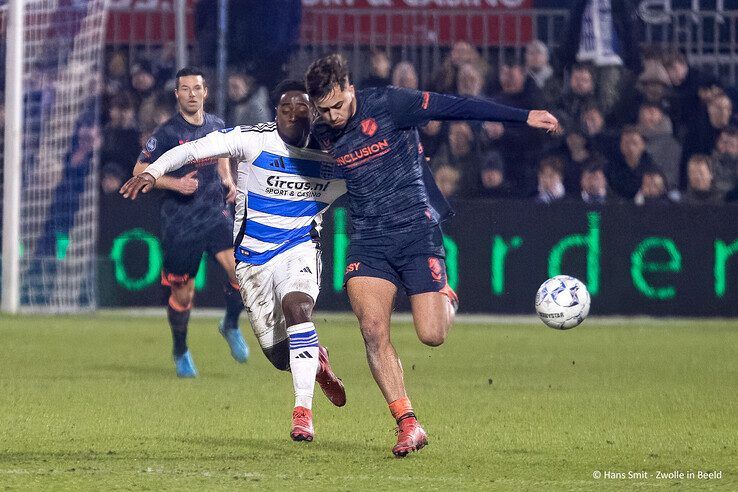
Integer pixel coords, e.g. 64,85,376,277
166,276,197,378
214,248,249,363
407,255,458,347
347,276,427,456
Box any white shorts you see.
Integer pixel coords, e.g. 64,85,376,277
235,241,321,350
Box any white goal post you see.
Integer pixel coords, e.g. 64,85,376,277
1,0,107,313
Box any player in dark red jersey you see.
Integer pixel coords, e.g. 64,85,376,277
305,54,560,457
132,67,249,377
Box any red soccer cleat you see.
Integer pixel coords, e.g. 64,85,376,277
392,417,428,457
316,346,346,407
290,406,314,442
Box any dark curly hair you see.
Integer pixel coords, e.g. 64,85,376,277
270,79,307,107
305,54,351,101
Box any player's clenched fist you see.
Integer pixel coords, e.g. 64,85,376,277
526,110,561,134
119,172,156,200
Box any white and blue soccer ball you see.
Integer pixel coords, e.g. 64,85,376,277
535,275,591,330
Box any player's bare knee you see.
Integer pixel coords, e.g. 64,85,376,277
419,329,447,347
417,319,448,347
170,285,194,308
282,292,314,326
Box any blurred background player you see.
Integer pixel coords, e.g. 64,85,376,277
131,67,249,378
120,80,347,441
305,53,559,457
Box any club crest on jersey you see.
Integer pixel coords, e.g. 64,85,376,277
360,118,378,137
145,137,157,152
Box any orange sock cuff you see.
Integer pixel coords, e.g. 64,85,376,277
168,295,192,312
389,397,414,421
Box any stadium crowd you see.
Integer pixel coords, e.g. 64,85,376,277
96,40,738,207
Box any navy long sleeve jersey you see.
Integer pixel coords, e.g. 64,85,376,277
312,86,530,239
138,112,227,241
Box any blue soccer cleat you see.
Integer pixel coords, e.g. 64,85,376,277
174,350,198,378
219,319,250,363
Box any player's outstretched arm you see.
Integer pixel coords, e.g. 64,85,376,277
388,87,530,127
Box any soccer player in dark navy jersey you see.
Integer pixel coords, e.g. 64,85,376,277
305,54,560,457
132,67,249,378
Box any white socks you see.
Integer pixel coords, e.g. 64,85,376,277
287,322,320,410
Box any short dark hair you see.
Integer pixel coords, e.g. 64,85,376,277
571,62,594,76
582,155,606,174
271,79,307,107
539,154,565,175
305,54,351,101
662,51,688,69
175,67,206,88
621,125,643,138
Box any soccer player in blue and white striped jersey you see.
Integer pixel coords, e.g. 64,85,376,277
120,81,347,442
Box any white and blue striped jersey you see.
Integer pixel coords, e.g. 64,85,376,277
141,122,346,265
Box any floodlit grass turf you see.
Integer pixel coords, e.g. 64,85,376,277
0,313,736,490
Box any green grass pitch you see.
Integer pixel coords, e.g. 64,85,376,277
0,313,736,490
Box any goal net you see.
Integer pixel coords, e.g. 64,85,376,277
1,0,107,312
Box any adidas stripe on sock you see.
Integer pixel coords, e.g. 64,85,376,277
287,322,320,410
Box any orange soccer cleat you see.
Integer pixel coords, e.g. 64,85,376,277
392,416,428,457
316,346,346,407
290,406,314,442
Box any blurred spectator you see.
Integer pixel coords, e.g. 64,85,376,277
478,151,513,199
362,50,391,88
557,63,597,124
104,50,130,101
634,167,672,206
391,62,419,90
491,60,546,197
611,59,669,126
561,131,590,192
433,121,483,195
434,164,461,199
580,104,618,158
560,0,641,115
106,93,137,130
609,126,653,199
138,93,175,132
684,91,737,161
579,159,610,205
226,71,272,127
129,60,159,109
535,154,567,204
100,93,140,194
636,102,682,190
637,60,672,106
711,127,738,194
457,63,484,97
663,51,719,139
432,41,491,94
420,120,444,158
525,40,556,95
682,154,723,205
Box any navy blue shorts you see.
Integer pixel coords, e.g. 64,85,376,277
344,224,448,296
161,212,233,284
